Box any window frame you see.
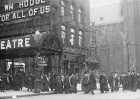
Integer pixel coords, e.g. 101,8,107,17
61,0,66,16
70,28,75,45
70,4,75,20
78,8,82,23
79,30,83,46
61,25,66,43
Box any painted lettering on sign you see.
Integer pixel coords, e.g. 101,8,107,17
0,0,50,22
38,56,48,66
0,36,33,50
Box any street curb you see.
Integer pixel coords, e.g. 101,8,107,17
0,92,54,99
0,89,101,99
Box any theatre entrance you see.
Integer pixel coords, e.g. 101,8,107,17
0,32,63,77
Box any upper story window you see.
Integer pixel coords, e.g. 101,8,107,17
79,31,82,46
61,25,66,43
61,0,66,16
78,8,82,23
70,28,75,45
70,4,75,20
100,17,103,21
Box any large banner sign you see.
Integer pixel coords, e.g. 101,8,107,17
0,36,34,50
0,0,50,22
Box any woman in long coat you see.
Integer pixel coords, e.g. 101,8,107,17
82,71,90,93
99,71,109,93
89,69,96,94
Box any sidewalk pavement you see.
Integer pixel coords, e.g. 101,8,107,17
0,83,100,99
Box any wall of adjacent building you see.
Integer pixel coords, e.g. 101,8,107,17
90,3,125,76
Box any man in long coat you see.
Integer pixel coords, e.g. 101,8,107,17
89,69,96,94
14,72,22,91
55,75,63,94
120,72,125,90
43,74,50,91
69,73,77,93
132,71,138,92
49,73,55,91
127,71,131,90
108,72,115,92
27,72,34,91
0,75,6,92
114,72,119,92
63,74,70,94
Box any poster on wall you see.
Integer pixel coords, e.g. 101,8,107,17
38,56,48,66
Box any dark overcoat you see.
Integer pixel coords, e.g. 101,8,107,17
89,72,96,90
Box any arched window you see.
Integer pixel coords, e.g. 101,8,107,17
70,4,75,20
78,8,82,23
61,0,66,16
79,31,82,46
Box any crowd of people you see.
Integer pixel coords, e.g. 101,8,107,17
0,69,140,95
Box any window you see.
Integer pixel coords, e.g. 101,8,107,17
70,28,75,45
78,8,82,23
61,25,66,43
100,17,103,21
61,0,65,16
79,31,82,46
70,4,74,20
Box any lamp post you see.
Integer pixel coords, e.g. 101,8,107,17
33,30,41,93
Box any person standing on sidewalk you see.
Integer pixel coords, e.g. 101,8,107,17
27,72,34,91
49,73,55,91
137,72,140,89
114,72,119,92
69,73,78,93
127,71,131,90
132,71,138,92
99,71,109,93
0,76,6,92
109,72,115,92
14,71,22,91
82,71,90,93
89,69,96,95
55,75,63,94
63,74,70,94
120,72,126,91
43,73,50,92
